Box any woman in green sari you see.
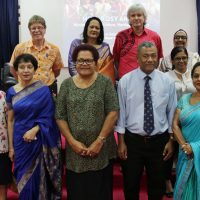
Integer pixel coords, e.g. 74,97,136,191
173,62,200,200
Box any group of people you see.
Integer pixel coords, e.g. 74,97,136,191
0,2,200,200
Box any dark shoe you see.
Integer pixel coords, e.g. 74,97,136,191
165,192,173,198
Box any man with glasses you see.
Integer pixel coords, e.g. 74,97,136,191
113,3,163,79
9,15,64,95
159,29,200,72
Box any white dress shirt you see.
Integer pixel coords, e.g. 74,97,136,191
115,68,177,135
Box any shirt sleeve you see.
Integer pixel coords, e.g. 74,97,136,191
0,91,7,117
115,79,127,134
113,34,122,67
158,58,166,72
68,40,79,76
166,81,177,133
177,96,184,110
55,80,68,120
9,44,21,65
5,88,14,110
155,35,163,59
104,78,119,114
52,47,64,72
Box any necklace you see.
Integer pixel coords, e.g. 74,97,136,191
74,73,97,89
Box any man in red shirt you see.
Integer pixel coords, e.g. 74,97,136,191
113,3,163,79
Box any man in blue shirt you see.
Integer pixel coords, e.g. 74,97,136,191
115,41,177,200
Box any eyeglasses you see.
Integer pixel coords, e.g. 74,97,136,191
174,36,187,40
174,56,188,61
30,26,45,32
76,59,94,65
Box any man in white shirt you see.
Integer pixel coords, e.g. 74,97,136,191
115,41,177,200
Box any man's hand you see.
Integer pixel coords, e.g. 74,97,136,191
163,140,174,161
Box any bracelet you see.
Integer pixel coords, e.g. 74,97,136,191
97,136,106,143
181,143,187,149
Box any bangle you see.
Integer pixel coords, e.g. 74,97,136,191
97,136,106,143
181,143,187,149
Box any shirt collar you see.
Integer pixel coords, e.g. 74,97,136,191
128,27,147,36
27,39,49,50
138,68,155,80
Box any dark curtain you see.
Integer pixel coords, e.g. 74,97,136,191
197,0,200,54
0,0,19,69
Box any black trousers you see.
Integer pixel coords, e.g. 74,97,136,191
66,163,113,200
122,130,169,200
164,141,179,180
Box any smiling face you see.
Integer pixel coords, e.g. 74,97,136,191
138,46,158,74
16,61,36,82
172,51,188,73
192,66,200,92
173,31,187,47
87,20,101,41
75,50,96,77
29,22,46,42
128,10,145,29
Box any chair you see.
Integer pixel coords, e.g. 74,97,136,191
1,63,17,92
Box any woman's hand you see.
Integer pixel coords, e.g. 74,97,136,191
181,143,193,156
9,149,15,162
70,139,88,156
23,126,39,142
86,139,104,158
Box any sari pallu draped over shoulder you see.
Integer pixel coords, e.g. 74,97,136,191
6,81,61,200
68,39,115,84
96,44,115,84
174,94,200,200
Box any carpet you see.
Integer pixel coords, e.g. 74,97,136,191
7,163,173,200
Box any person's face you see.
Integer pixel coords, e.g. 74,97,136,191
138,46,158,74
16,61,35,82
87,20,101,40
128,10,145,29
172,51,188,72
76,51,96,76
173,31,187,47
29,23,46,41
192,66,200,91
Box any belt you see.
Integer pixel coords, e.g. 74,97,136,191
125,129,168,142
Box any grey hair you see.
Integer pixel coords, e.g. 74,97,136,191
127,3,147,25
28,15,46,29
137,41,156,55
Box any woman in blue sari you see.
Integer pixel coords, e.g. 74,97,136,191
6,54,61,200
173,62,200,200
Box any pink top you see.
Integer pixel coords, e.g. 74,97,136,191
113,27,163,78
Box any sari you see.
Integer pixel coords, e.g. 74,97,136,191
174,93,200,200
6,81,61,200
68,39,115,84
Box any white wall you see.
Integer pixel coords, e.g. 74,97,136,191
19,0,198,64
19,0,66,63
160,0,198,55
